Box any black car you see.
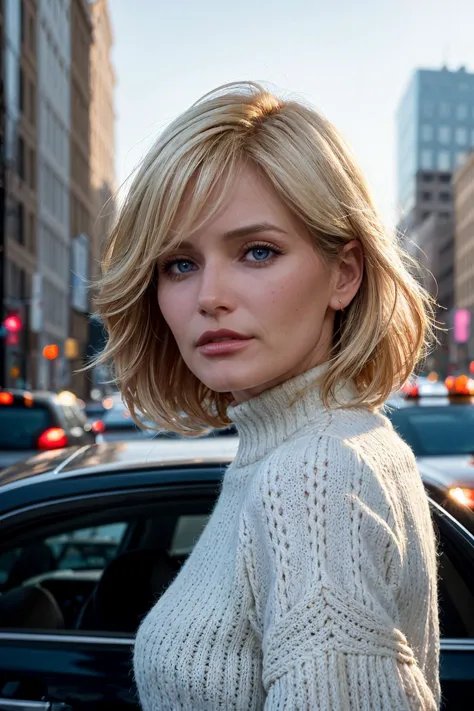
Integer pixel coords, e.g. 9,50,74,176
0,438,472,710
385,388,474,512
0,390,96,470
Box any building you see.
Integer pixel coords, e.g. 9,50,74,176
410,213,454,373
88,0,115,392
453,150,474,367
36,0,71,390
397,66,474,231
69,0,93,399
89,0,115,282
2,0,38,389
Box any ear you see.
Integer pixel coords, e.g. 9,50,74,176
329,240,364,311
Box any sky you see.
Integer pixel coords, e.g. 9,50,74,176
108,0,473,227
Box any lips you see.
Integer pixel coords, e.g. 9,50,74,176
196,329,251,347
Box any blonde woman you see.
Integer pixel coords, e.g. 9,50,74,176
95,83,440,710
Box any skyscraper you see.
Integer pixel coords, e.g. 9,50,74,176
397,66,474,231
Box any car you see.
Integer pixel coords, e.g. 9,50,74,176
93,400,178,442
0,439,472,709
0,389,96,470
385,387,474,512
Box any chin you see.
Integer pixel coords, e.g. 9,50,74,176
195,362,266,395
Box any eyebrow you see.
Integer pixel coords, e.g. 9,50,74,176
178,222,288,250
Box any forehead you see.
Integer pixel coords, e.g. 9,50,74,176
169,162,304,245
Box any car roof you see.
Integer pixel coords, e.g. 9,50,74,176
386,394,474,409
0,437,240,488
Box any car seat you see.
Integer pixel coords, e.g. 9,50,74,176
76,549,181,633
0,584,64,629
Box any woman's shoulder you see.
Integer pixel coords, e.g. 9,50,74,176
247,406,419,514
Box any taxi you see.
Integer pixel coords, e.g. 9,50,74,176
385,374,474,511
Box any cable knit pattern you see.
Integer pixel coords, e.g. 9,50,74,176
134,365,440,710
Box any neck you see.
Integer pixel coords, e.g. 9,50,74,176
228,363,356,468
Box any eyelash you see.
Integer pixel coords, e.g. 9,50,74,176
159,241,284,280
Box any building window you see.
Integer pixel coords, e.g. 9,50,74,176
19,66,24,113
29,81,35,125
422,101,434,118
455,152,468,168
421,191,432,201
457,104,468,120
439,191,451,203
18,136,25,180
439,173,451,184
455,127,468,146
437,151,451,171
421,124,433,142
18,204,25,245
439,102,450,118
29,213,35,250
438,126,451,144
421,150,433,170
421,172,434,182
422,211,431,221
29,148,35,189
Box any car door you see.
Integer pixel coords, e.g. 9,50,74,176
0,474,473,710
0,475,217,711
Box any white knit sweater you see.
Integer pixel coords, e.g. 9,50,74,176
134,366,440,710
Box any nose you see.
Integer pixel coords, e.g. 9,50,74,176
197,264,234,316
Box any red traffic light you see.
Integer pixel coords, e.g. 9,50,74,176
4,314,22,333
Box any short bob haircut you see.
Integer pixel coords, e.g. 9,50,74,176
92,81,434,433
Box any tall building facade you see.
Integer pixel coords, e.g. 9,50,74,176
396,66,474,372
89,0,115,281
88,0,115,390
397,66,474,230
36,0,71,389
3,0,38,388
454,152,474,309
69,0,93,398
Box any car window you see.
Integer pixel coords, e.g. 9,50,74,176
0,406,53,450
387,405,474,456
0,507,211,634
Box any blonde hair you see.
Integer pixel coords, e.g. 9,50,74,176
92,81,435,433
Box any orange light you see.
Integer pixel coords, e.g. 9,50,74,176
43,344,59,360
23,393,34,408
0,392,14,405
470,361,474,375
427,371,438,382
102,397,114,410
445,376,455,390
449,487,474,507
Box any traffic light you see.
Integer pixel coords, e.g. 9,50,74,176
3,311,23,346
4,313,22,333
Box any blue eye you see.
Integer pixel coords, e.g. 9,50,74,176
168,260,195,275
248,247,273,262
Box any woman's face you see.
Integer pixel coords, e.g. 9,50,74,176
157,163,362,403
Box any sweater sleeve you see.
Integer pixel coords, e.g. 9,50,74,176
241,434,439,711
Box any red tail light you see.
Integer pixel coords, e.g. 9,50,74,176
0,392,14,405
91,419,106,434
37,427,68,450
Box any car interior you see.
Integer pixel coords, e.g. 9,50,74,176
0,494,473,642
0,497,215,634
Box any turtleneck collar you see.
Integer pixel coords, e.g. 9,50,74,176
227,363,356,468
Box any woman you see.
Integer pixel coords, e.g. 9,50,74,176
95,82,439,710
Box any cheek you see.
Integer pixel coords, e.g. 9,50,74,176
157,287,187,341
